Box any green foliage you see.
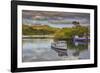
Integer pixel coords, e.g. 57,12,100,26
22,25,35,35
22,24,56,35
22,24,89,40
72,26,89,37
72,21,80,25
67,41,88,51
54,26,89,40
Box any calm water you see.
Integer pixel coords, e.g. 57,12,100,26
22,38,90,62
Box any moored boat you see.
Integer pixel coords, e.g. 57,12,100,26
51,41,67,50
73,35,89,42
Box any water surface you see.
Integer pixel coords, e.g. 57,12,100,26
22,38,90,62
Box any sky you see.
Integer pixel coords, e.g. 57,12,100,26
22,10,90,28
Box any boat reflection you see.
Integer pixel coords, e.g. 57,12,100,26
51,47,68,56
22,39,89,62
51,40,88,59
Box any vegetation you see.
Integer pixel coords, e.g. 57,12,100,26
67,41,88,51
54,26,89,40
72,21,80,26
22,24,89,40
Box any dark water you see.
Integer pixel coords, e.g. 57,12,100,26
22,39,90,62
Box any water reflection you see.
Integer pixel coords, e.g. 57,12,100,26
22,39,90,62
51,48,68,56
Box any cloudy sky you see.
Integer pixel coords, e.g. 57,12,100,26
22,10,90,28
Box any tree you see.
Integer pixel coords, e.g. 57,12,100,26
72,21,80,26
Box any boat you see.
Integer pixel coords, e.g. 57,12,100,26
73,35,89,42
51,41,67,50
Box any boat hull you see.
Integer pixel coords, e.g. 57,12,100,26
51,45,67,51
73,38,89,42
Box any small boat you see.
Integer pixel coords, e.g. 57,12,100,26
73,35,89,42
51,41,67,50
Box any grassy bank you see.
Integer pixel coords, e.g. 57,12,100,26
22,24,89,40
